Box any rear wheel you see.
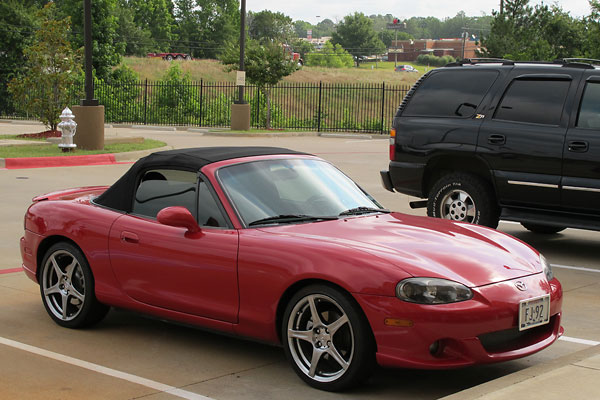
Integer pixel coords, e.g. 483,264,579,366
40,242,109,328
165,54,174,61
521,223,566,234
428,173,499,228
282,284,375,391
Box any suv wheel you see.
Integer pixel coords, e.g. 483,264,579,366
521,223,566,234
428,173,499,228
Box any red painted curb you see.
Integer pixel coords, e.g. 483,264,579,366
0,268,22,275
4,154,117,169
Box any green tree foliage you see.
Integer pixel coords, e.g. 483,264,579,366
0,0,39,114
289,39,314,61
221,39,298,128
293,18,336,39
481,0,586,60
248,10,294,43
584,1,600,59
55,0,123,78
8,3,81,131
331,13,386,66
306,42,354,68
173,0,239,59
416,54,456,67
124,0,177,52
115,4,154,56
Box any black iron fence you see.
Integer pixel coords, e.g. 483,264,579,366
1,80,409,133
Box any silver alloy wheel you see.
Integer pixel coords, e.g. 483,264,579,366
439,189,476,222
42,250,86,321
287,294,354,383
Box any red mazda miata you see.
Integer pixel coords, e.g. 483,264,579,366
20,147,563,391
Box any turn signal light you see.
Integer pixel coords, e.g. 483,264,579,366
384,318,413,327
389,128,396,160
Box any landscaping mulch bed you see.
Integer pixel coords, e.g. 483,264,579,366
17,130,61,139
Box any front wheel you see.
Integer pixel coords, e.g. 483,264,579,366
282,284,375,391
40,242,109,328
427,173,499,228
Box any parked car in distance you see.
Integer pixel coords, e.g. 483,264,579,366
395,64,418,72
21,147,563,391
382,58,600,234
147,52,192,61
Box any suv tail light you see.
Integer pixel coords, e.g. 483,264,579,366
389,128,396,160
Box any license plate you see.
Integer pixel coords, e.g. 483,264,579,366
519,295,550,331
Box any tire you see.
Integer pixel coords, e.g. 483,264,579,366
39,242,109,329
427,173,499,228
165,54,174,61
175,55,184,60
282,284,375,391
521,223,566,234
184,55,192,61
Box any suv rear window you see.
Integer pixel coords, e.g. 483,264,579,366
402,70,498,118
494,79,570,126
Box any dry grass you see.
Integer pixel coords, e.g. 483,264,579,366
121,57,423,85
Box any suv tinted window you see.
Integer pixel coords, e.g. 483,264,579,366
494,79,570,125
577,81,600,129
402,70,498,117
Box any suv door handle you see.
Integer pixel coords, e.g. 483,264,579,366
568,141,589,152
488,134,506,145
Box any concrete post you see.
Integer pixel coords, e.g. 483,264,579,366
231,103,251,131
72,105,105,150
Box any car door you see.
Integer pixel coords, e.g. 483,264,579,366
561,75,600,213
477,70,581,209
108,168,239,323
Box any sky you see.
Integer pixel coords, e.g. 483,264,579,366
247,0,593,24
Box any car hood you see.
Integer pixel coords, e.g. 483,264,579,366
258,213,542,288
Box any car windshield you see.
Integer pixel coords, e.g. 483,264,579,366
217,158,385,226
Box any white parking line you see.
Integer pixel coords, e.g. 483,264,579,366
0,337,214,400
559,336,600,346
552,264,600,274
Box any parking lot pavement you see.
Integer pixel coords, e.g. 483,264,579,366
1,126,600,399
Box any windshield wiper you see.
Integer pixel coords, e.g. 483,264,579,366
249,214,338,226
338,207,390,216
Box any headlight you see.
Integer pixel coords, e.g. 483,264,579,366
396,278,473,304
541,254,553,281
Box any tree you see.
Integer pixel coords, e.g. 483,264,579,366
125,0,177,52
248,10,294,43
55,0,123,78
173,0,239,59
115,4,154,56
0,0,39,115
221,39,297,129
331,13,386,66
306,42,353,68
8,3,81,131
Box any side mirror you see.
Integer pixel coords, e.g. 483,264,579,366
157,206,200,234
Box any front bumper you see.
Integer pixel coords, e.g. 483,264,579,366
356,273,563,369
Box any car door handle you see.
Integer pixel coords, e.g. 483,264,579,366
488,134,506,145
120,231,139,244
568,141,589,152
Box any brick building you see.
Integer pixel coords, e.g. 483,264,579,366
388,38,481,62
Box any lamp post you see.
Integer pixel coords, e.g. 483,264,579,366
230,0,251,130
237,0,246,104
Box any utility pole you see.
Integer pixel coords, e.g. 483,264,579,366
230,0,250,130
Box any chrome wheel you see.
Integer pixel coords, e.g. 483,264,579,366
287,294,354,383
42,249,86,322
439,189,476,222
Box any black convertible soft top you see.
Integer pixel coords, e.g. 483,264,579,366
94,146,307,212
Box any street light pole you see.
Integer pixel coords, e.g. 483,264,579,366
237,0,246,104
82,0,97,106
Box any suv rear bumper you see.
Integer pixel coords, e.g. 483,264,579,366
386,161,426,197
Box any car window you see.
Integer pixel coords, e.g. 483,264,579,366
577,81,600,129
133,169,197,219
402,70,499,118
494,79,570,126
197,180,228,227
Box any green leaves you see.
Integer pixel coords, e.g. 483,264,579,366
331,13,386,65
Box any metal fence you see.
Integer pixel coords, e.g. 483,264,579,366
1,80,409,133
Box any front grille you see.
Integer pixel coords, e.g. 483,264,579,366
478,315,556,353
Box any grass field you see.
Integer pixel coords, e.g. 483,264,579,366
0,139,166,158
121,57,426,85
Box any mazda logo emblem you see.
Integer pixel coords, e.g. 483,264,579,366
515,281,527,291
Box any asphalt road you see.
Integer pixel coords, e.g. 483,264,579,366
1,133,599,399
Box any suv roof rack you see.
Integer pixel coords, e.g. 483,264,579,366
558,58,600,69
445,58,515,67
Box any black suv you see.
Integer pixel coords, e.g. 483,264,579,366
381,58,600,233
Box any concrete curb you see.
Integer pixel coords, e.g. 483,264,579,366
439,344,600,400
0,145,173,170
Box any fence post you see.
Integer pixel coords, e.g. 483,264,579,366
199,79,203,126
143,79,148,125
380,82,386,134
317,81,323,132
